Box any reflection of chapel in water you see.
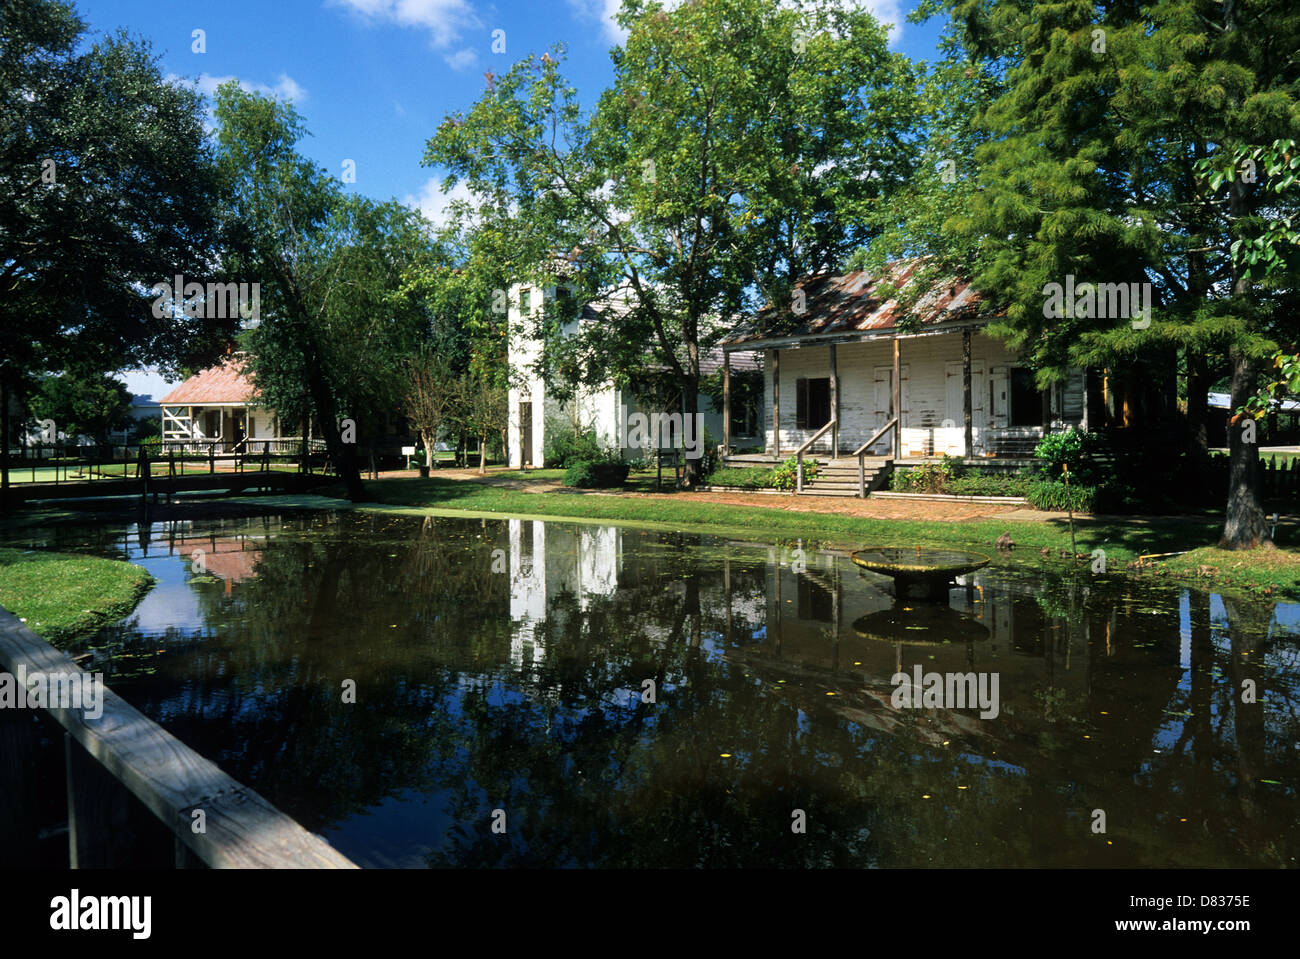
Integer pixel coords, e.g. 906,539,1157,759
508,520,621,667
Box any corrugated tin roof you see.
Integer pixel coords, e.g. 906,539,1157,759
699,349,760,375
721,258,995,349
159,357,258,406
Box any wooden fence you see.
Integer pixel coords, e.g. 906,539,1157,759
1261,456,1300,499
0,607,356,868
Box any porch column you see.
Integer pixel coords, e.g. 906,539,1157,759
892,337,901,458
829,343,839,456
1080,368,1090,432
772,348,780,458
962,328,973,457
722,351,731,454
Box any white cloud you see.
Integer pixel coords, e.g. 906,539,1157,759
177,72,308,104
327,0,481,49
566,0,628,45
405,175,475,231
443,47,478,70
567,0,903,49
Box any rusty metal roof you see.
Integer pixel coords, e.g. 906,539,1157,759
720,259,995,349
159,357,259,406
699,348,760,375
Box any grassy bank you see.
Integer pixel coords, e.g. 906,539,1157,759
341,476,1299,598
0,548,154,643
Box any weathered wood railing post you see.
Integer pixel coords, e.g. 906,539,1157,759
66,732,132,867
0,606,357,869
0,708,42,863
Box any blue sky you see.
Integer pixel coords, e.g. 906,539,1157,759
77,0,944,396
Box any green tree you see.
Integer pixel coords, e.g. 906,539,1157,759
27,369,133,443
895,0,1300,548
0,0,229,503
424,0,921,485
451,370,507,475
213,83,437,500
403,343,458,473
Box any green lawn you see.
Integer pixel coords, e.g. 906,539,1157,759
338,474,1300,598
0,547,154,643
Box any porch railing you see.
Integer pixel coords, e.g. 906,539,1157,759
795,419,836,493
854,417,898,497
4,438,332,485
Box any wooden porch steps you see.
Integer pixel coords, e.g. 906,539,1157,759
720,454,894,497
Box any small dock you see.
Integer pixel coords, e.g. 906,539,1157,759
7,469,329,505
2,441,336,507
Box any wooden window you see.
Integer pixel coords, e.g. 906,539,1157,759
796,377,831,430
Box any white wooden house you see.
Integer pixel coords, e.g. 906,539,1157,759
718,261,1094,466
158,356,289,451
506,282,763,468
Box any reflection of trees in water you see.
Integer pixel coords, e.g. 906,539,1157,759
75,513,1300,867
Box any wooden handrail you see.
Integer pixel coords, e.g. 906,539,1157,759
0,606,356,868
795,419,836,493
853,417,898,458
855,417,898,497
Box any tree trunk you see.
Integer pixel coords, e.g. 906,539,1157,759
1220,346,1269,548
1185,350,1209,461
0,366,10,512
423,430,435,470
681,334,702,487
307,364,364,500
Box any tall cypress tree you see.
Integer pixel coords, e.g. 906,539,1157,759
904,0,1300,546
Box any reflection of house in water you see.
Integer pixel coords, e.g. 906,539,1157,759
507,520,622,667
134,521,266,596
720,551,1098,705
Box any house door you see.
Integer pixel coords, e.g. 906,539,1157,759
989,368,1009,428
519,402,533,467
871,366,910,453
945,361,986,450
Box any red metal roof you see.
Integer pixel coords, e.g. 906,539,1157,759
721,258,993,348
159,357,259,406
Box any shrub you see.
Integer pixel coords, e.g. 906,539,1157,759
890,457,956,493
563,459,629,488
1025,479,1099,512
703,466,776,489
946,474,1034,497
1034,428,1101,484
544,422,603,468
891,464,1033,497
771,455,820,491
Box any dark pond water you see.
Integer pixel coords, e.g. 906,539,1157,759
6,509,1300,867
